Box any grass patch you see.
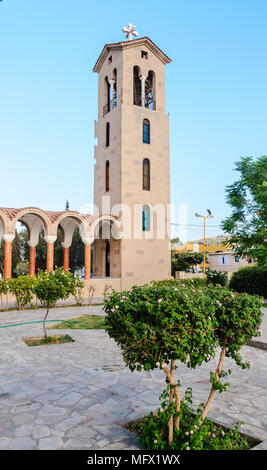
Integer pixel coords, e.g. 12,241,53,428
23,334,74,347
49,314,106,330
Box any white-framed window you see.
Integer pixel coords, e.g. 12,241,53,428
218,255,229,266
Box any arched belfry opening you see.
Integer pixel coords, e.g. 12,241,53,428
145,70,156,110
112,68,117,108
133,65,141,106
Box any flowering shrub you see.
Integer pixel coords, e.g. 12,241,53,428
104,281,263,449
139,387,249,450
206,269,228,287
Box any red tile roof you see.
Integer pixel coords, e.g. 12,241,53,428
93,36,171,72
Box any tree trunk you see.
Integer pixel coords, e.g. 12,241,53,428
168,360,174,446
201,340,227,421
162,361,181,446
43,306,50,340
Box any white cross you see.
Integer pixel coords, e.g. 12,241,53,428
122,23,139,41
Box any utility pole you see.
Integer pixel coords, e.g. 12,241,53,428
195,210,214,278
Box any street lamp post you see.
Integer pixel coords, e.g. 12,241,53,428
195,210,214,278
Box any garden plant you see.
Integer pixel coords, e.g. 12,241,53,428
0,278,9,311
104,281,263,450
229,265,267,298
7,275,36,310
33,268,78,341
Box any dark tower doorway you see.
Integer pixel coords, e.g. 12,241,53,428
105,241,110,277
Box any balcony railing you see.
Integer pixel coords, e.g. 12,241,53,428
133,93,156,110
103,98,117,117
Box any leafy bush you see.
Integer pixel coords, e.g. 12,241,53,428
139,387,249,450
157,278,206,288
229,266,267,298
206,269,228,286
104,282,263,448
0,279,9,311
7,275,36,310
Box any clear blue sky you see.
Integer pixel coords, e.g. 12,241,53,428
0,0,266,240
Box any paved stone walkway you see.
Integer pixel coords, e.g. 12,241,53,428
0,306,267,450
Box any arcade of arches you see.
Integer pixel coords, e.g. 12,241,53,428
0,207,121,281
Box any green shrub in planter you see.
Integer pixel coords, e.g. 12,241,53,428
8,275,36,310
229,266,267,298
104,282,263,449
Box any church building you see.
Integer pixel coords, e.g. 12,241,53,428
0,28,172,295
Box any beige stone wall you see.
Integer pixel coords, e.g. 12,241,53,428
208,253,252,273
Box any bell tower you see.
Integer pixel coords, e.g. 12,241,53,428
93,30,171,289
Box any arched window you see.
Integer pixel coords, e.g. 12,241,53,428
143,158,150,191
105,160,110,192
133,66,141,106
145,71,155,110
106,122,110,147
142,205,150,231
143,119,150,144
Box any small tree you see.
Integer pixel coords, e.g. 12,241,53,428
8,275,36,310
105,283,217,446
222,155,267,265
104,282,263,449
172,252,203,274
34,269,76,340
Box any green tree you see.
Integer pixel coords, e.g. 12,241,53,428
172,252,203,274
34,268,77,340
222,155,267,265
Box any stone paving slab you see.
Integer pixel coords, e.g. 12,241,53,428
0,306,267,449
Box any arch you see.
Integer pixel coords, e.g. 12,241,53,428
133,65,141,106
0,211,8,241
11,209,50,242
145,70,156,110
88,215,121,242
143,119,150,144
143,158,151,191
142,205,150,231
106,122,110,147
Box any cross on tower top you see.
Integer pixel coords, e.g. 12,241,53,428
122,23,139,41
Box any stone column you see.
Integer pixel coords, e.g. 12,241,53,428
109,79,116,108
28,243,36,277
3,234,15,279
84,243,91,280
62,242,70,272
45,236,57,272
139,75,147,107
